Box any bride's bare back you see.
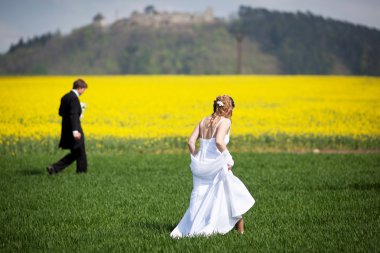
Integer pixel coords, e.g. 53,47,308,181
200,116,226,139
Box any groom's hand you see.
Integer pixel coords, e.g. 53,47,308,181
73,131,81,140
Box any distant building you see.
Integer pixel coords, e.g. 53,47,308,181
93,13,106,27
129,7,215,27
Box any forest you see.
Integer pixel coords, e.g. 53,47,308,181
0,6,379,75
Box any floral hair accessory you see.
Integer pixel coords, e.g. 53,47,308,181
216,101,224,107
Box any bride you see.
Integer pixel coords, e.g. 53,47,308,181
170,95,255,238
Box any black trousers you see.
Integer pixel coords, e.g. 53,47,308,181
52,143,87,173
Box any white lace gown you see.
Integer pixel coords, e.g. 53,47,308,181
170,120,255,238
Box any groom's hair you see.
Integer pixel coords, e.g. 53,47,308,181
73,79,88,89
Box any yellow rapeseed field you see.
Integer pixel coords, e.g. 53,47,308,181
0,76,379,141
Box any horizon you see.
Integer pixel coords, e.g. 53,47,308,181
1,0,380,54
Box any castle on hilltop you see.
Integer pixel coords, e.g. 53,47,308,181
128,7,215,27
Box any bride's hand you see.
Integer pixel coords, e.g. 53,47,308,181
228,164,233,171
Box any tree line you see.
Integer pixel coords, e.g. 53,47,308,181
0,6,379,75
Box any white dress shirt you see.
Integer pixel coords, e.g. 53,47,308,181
71,89,80,136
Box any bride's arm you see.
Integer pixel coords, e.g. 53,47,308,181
188,123,200,155
215,120,234,170
215,119,231,153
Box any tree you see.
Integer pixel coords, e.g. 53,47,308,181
144,5,157,15
228,16,246,74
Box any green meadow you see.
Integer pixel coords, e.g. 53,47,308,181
1,152,379,252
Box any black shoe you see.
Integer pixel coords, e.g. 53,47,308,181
46,165,56,175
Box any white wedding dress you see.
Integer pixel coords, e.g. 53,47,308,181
170,118,255,238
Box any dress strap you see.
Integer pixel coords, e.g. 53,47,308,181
211,118,226,138
199,118,204,139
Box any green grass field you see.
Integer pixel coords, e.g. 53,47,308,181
0,152,379,252
1,135,379,155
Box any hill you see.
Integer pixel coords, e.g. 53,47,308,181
0,6,379,75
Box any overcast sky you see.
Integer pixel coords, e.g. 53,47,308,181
0,0,379,53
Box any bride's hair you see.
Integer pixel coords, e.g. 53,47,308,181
207,95,235,127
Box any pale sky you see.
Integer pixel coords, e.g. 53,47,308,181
0,0,379,53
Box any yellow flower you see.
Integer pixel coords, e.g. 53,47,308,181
0,76,379,140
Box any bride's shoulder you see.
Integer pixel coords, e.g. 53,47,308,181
200,116,210,124
220,117,232,125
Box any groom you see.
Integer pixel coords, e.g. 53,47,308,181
47,79,88,174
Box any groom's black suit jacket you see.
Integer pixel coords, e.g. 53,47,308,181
58,91,84,149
